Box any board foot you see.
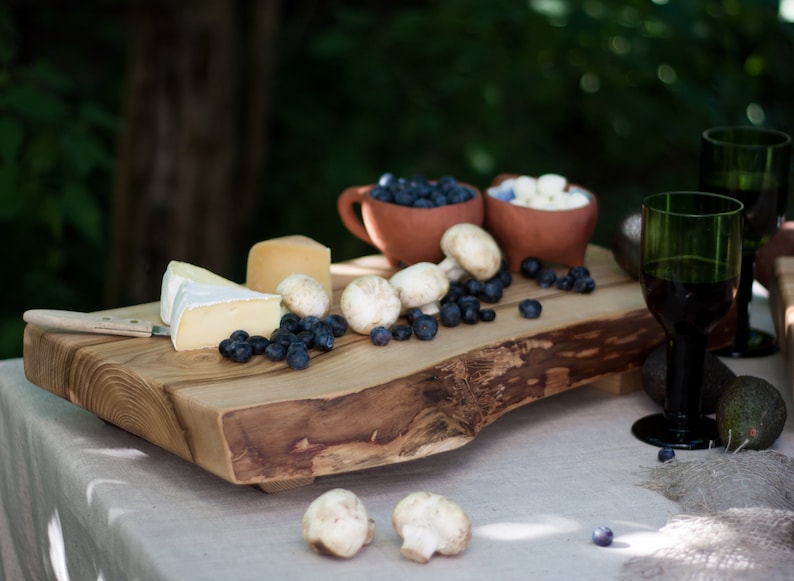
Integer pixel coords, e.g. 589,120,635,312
256,477,316,493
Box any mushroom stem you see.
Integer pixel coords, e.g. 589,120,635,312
398,524,439,564
437,255,468,282
391,491,472,563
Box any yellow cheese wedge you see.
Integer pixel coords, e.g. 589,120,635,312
160,260,241,325
170,281,281,351
246,235,332,298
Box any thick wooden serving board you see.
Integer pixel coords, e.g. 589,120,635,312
24,245,669,490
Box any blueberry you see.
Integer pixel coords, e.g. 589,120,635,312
324,314,349,337
479,308,496,322
568,265,591,280
442,282,466,304
370,185,394,203
286,342,310,370
270,329,297,348
391,324,413,341
219,338,235,357
461,306,480,324
247,335,269,355
296,330,315,348
413,197,435,208
657,447,675,462
412,314,439,340
431,192,448,207
457,295,481,312
592,526,614,547
228,341,253,363
479,280,504,303
555,275,574,291
573,276,596,294
264,342,286,361
520,257,543,279
404,307,423,325
518,299,542,319
394,189,416,206
313,326,335,352
370,326,391,346
437,175,457,191
299,315,322,332
279,313,301,333
440,302,462,327
497,260,513,287
229,329,249,342
536,269,557,288
378,172,396,187
465,279,485,297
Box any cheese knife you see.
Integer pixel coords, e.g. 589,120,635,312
23,309,171,338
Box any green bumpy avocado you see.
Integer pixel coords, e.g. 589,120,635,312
716,375,787,451
641,344,736,414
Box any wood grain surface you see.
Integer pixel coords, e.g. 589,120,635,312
23,246,667,488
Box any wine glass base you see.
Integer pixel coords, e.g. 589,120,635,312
712,328,778,359
631,413,720,450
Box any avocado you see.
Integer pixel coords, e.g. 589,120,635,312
641,344,736,414
716,375,787,451
611,211,641,279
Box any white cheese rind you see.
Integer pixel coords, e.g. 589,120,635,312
170,282,281,351
160,260,241,325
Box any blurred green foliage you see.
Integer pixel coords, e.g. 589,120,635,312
2,0,793,358
262,0,794,262
0,5,119,358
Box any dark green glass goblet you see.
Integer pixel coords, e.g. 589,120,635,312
632,192,743,449
700,126,791,358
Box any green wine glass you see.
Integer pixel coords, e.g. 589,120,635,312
700,126,791,358
632,192,743,449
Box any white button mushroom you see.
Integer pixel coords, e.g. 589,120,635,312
391,491,472,563
302,488,375,559
438,223,502,282
389,262,450,315
276,273,331,319
340,275,402,335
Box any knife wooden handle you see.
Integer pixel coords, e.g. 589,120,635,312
23,309,155,337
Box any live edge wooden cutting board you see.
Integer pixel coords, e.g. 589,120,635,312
24,245,666,490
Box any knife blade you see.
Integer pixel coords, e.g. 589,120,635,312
23,309,171,338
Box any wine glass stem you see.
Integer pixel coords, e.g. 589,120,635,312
664,332,707,428
732,251,756,353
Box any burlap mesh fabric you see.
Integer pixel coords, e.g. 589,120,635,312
620,450,794,579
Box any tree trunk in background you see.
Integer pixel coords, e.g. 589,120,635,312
107,0,280,307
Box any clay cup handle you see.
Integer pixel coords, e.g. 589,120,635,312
337,185,375,246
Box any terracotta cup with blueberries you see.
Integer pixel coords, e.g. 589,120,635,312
337,173,484,267
484,173,598,271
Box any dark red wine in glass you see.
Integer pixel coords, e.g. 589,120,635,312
632,192,743,449
700,126,791,358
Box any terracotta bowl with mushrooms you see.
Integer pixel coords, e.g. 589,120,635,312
484,173,598,272
337,182,484,267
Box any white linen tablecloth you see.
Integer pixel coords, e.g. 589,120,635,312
2,293,792,581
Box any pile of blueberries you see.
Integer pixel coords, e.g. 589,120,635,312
218,313,348,368
520,257,596,294
369,172,477,208
219,256,598,364
368,260,514,347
